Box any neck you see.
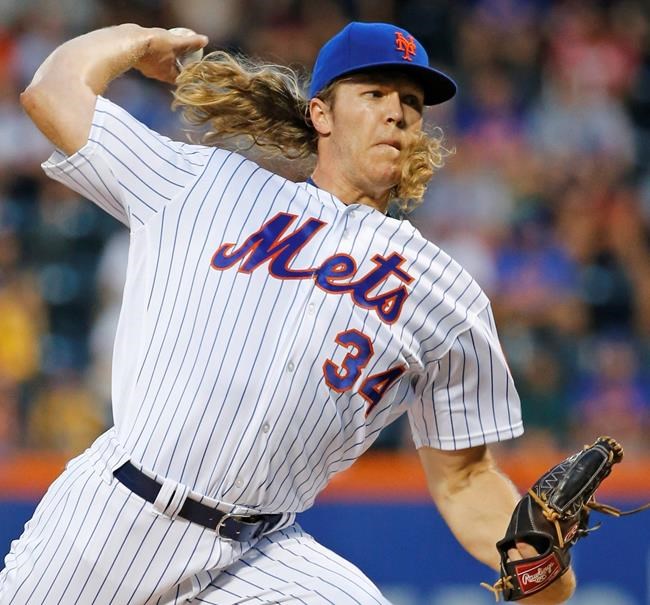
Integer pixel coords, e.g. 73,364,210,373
310,163,391,213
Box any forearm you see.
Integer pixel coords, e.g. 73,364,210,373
20,24,153,154
420,447,517,569
32,24,151,96
21,24,208,155
419,446,576,604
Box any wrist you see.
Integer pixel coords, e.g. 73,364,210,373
520,567,576,605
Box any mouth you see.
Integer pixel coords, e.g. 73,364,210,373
377,138,402,151
377,139,402,151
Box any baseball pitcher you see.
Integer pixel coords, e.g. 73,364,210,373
1,21,585,605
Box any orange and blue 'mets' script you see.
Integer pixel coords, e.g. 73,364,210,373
211,212,413,324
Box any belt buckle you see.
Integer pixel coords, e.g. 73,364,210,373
215,512,247,540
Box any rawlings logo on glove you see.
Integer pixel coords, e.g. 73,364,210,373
482,436,650,601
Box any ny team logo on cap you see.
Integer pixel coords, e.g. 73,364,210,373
394,31,417,61
309,22,456,105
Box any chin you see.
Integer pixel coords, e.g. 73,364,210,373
373,168,400,190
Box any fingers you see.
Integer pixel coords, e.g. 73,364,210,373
167,28,208,75
508,541,540,561
167,27,209,53
133,28,209,83
517,541,540,558
175,34,209,54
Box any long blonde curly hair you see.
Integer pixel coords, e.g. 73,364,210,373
173,51,450,213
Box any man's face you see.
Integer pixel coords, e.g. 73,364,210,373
314,73,425,198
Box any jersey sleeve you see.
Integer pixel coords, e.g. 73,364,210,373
408,303,523,450
41,96,214,229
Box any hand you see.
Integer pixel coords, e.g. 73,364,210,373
508,542,576,604
133,27,208,84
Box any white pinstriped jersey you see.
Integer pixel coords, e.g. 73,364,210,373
43,96,523,515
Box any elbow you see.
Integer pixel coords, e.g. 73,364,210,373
19,80,91,155
441,449,496,498
20,85,36,113
20,83,49,118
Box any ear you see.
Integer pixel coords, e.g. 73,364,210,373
309,97,333,136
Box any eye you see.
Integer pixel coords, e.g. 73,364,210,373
364,89,384,98
403,94,423,112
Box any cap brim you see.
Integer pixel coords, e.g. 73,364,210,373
331,62,457,106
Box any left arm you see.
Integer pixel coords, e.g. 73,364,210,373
418,444,516,570
418,444,576,604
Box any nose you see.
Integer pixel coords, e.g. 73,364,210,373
385,92,405,128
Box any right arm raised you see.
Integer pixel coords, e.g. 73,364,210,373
20,24,208,155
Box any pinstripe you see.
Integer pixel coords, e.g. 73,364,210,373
428,369,443,448
144,148,220,311
55,152,120,211
88,138,169,203
94,108,206,173
72,149,127,218
425,292,481,355
218,202,354,501
147,206,167,309
505,362,514,438
445,345,457,448
48,159,126,222
487,337,498,437
269,531,384,602
124,155,250,446
7,438,112,572
135,165,268,461
123,521,182,605
470,328,495,435
457,334,475,444
139,155,255,394
420,285,483,356
92,126,187,188
289,533,386,595
155,182,300,477
210,526,388,605
20,470,97,605
180,176,298,485
7,491,74,605
193,583,271,604
70,483,134,605
211,194,324,497
409,255,455,341
86,498,150,604
221,569,304,604
144,527,208,605
253,212,394,509
288,217,403,482
235,552,337,605
358,231,420,380
413,264,466,342
44,478,107,604
133,150,238,381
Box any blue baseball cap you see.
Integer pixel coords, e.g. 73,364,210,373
309,22,457,106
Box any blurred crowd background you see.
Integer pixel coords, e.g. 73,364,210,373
0,0,649,458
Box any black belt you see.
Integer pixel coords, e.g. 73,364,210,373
113,462,282,542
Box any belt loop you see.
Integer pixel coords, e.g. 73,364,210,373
152,478,189,520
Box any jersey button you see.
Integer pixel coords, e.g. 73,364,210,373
262,422,270,433
235,478,244,488
307,303,315,315
287,361,295,372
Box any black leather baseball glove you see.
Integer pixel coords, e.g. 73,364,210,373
483,436,649,601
